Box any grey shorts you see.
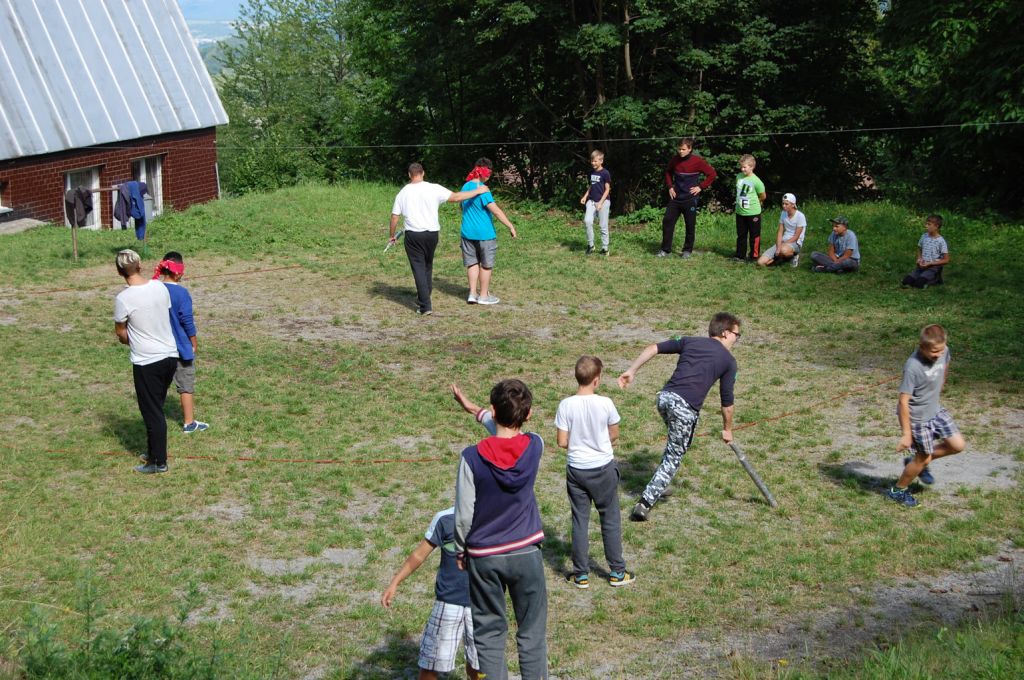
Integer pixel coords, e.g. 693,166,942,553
174,359,195,394
460,238,497,269
762,242,802,260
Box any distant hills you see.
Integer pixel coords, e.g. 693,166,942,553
198,37,240,77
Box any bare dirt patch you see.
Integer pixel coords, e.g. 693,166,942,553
189,499,250,523
661,543,1024,677
841,451,1021,492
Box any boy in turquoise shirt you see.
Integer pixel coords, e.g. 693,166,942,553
460,158,517,306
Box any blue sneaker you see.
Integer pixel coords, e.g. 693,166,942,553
183,420,209,433
886,487,918,507
566,573,589,589
608,570,635,587
903,456,935,485
135,463,168,474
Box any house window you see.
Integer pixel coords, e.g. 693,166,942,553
64,166,100,228
131,155,163,216
0,180,10,214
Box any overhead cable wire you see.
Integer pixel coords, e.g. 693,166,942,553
78,119,1024,152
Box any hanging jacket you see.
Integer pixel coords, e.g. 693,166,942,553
63,186,93,226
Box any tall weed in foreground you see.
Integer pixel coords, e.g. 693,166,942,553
7,574,250,679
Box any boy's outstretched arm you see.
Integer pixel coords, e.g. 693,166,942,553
381,539,435,608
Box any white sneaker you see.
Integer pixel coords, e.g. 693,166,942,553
791,254,800,268
467,294,478,304
477,294,500,305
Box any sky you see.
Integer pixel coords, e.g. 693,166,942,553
177,0,243,43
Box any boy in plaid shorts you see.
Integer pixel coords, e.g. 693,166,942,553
887,324,967,507
381,507,480,680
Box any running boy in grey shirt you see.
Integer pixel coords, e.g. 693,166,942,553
887,324,967,507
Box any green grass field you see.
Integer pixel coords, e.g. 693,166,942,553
1,182,1022,678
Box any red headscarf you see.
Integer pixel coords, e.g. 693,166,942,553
466,165,492,182
153,259,185,279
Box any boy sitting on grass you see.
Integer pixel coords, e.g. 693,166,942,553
381,507,480,680
901,214,949,288
154,252,209,433
452,380,548,680
555,356,634,588
757,193,806,267
887,324,967,507
811,216,860,273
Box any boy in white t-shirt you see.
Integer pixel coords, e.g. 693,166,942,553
554,356,635,588
757,192,806,267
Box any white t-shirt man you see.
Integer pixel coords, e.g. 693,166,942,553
554,394,621,469
779,208,808,247
391,182,453,232
113,280,177,365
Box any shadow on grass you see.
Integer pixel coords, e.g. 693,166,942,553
369,282,417,311
541,523,571,576
819,461,922,496
347,632,421,680
369,277,468,310
101,410,146,455
99,400,183,456
618,448,660,497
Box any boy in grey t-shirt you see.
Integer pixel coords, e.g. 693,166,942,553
811,216,860,273
887,324,967,507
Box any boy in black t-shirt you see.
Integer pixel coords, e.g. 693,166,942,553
618,312,742,521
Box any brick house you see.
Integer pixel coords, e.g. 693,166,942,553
0,0,228,228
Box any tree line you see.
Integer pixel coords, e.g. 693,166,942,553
215,0,1023,214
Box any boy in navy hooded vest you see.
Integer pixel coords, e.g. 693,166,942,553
454,379,548,680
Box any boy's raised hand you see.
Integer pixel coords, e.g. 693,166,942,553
451,383,480,414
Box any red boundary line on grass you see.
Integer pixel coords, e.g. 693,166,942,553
46,449,444,465
49,376,902,466
4,265,304,297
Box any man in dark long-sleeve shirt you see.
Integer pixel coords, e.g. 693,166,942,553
618,312,741,521
659,138,717,258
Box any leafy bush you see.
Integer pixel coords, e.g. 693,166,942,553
616,205,664,225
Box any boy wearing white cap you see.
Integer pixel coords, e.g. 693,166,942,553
757,193,806,267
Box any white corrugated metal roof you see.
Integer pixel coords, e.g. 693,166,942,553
0,0,228,161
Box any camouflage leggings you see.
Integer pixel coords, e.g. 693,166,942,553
641,391,699,506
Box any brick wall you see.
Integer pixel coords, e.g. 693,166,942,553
0,127,219,226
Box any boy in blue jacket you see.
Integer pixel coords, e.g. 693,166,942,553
155,252,209,432
454,379,548,680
